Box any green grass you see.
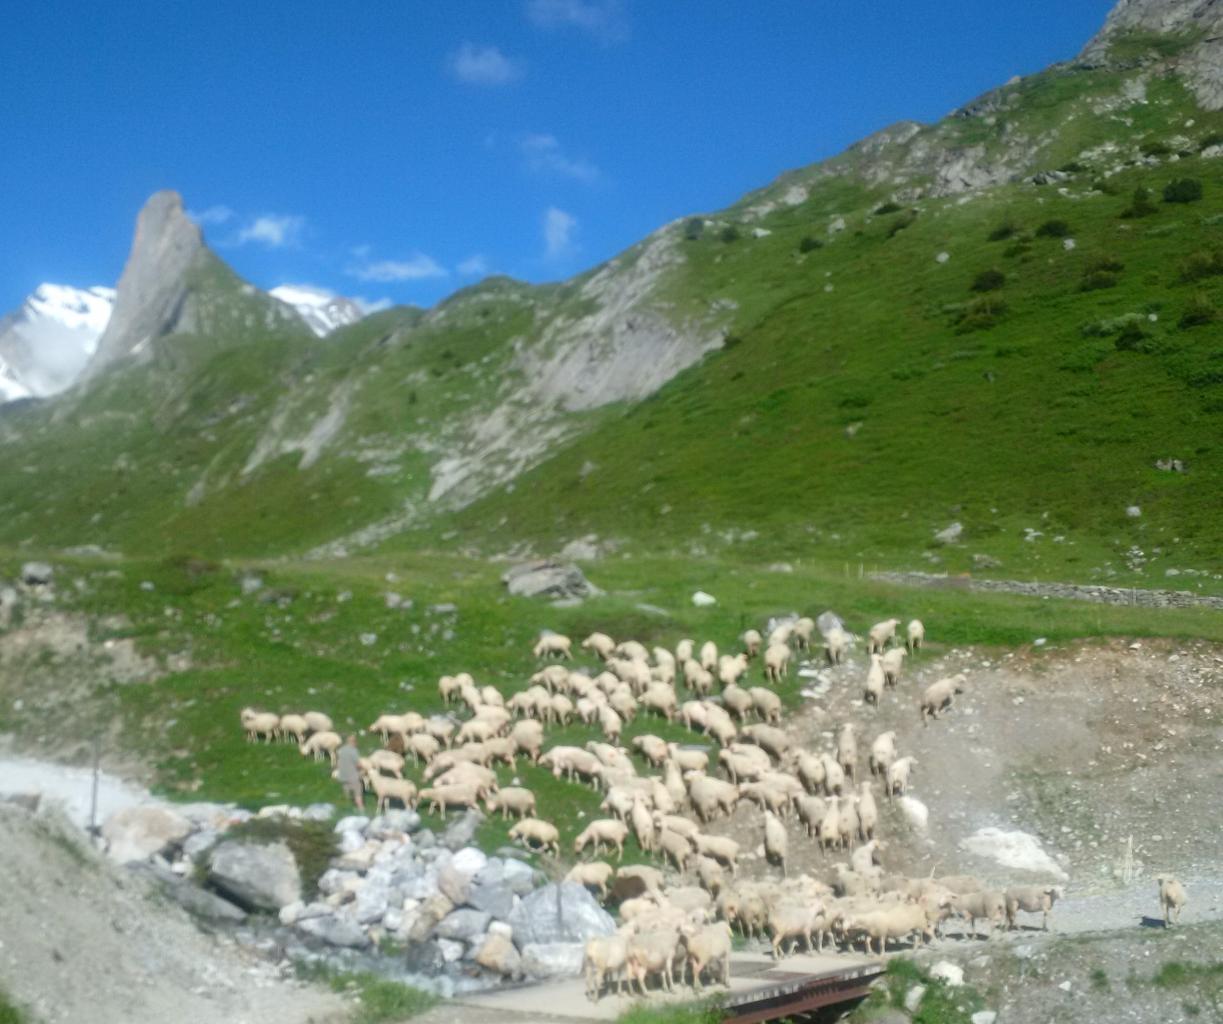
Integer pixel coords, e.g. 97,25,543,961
1152,961,1223,989
294,962,437,1023
616,1001,722,1024
0,989,25,1024
851,958,985,1024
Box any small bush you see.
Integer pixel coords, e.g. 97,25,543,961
955,297,1008,333
1180,249,1223,282
1036,219,1072,238
874,201,902,215
683,218,704,241
1059,161,1085,173
886,210,917,238
1141,139,1172,157
971,268,1006,292
1164,178,1204,204
1179,294,1218,328
987,221,1018,242
1002,241,1030,259
1091,177,1121,195
1081,270,1119,292
719,226,740,243
1114,322,1152,351
798,235,823,253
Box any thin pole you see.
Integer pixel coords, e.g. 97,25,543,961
89,734,101,846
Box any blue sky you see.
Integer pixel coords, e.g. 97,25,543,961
1,0,1115,314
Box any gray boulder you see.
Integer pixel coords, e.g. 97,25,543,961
207,840,301,911
434,908,492,942
441,808,484,851
334,815,370,835
437,860,473,905
296,914,370,949
404,939,446,974
20,562,54,586
520,942,586,979
501,857,539,895
467,881,515,920
369,810,420,835
129,863,246,923
502,561,598,600
102,806,193,864
509,883,615,947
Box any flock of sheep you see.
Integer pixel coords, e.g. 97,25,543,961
238,612,1191,1000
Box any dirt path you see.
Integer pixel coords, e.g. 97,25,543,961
869,571,1223,609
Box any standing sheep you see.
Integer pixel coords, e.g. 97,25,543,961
920,674,967,725
508,818,561,856
837,724,858,780
867,618,901,655
1157,875,1187,927
886,756,917,798
240,708,280,744
880,647,907,687
742,629,763,658
1004,885,1064,931
863,656,885,707
869,731,897,778
906,619,925,653
762,643,792,684
574,819,630,861
700,641,719,673
534,633,573,660
764,809,788,877
824,628,851,666
582,632,616,661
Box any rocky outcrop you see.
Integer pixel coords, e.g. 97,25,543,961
207,840,302,911
502,561,599,601
84,191,207,377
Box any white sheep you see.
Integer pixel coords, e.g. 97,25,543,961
836,724,858,780
741,629,763,658
616,640,650,663
583,933,629,1001
856,782,879,841
276,713,308,744
685,920,732,992
886,756,917,798
863,655,885,707
568,861,616,901
698,641,718,672
880,647,907,687
364,772,417,814
574,819,630,860
676,638,695,664
484,786,537,819
582,632,616,660
657,828,694,872
598,704,623,743
764,810,788,876
748,687,782,724
419,782,482,815
867,618,901,655
906,619,925,653
824,628,851,666
1157,875,1187,927
534,633,573,660
949,890,1006,938
302,711,333,734
240,708,279,744
762,643,791,683
508,817,560,855
869,731,897,778
791,617,816,651
299,730,342,765
920,673,967,724
718,653,750,688
1004,884,1064,931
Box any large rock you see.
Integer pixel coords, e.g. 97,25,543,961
441,808,484,851
296,913,370,949
129,863,246,923
475,931,522,978
520,942,586,979
20,562,54,586
468,881,515,920
502,561,598,600
437,860,473,905
207,840,301,911
102,806,192,864
434,908,492,942
508,883,615,947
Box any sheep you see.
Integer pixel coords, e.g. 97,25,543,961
1004,885,1064,931
368,714,409,745
695,855,726,896
676,638,695,664
638,683,677,723
837,796,861,850
717,750,765,786
685,921,732,993
736,889,771,940
615,640,649,663
857,782,879,841
405,732,440,765
583,933,629,1001
365,749,405,778
831,863,877,899
574,819,630,861
707,716,738,747
617,864,665,897
582,632,616,661
480,686,505,708
906,619,925,653
302,711,333,734
863,655,885,707
505,719,543,764
920,674,967,724
880,647,908,687
692,833,740,874
824,628,851,666
597,704,623,744
277,713,308,744
836,724,858,780
666,743,708,774
1157,875,1188,927
484,786,537,820
797,795,828,839
630,799,656,853
850,839,885,876
869,731,897,778
365,772,417,814
819,797,843,853
502,817,558,856
721,683,754,722
741,723,790,761
739,781,793,818
699,641,718,672
625,928,683,995
718,653,750,688
768,622,794,648
457,718,499,745
792,617,816,650
749,687,782,725
438,675,463,704
949,890,1006,938
534,633,573,660
742,629,763,658
430,762,498,795
419,782,481,816
867,618,901,655
886,756,917,798
762,643,791,683
843,902,932,955
299,730,342,765
821,754,845,796
768,901,816,958
657,829,694,872
567,861,615,901
764,810,788,877
240,708,280,744
540,746,603,784
794,751,826,795
608,688,638,722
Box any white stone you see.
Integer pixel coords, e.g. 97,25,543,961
972,1012,998,1024
930,961,964,987
1126,505,1142,518
936,251,951,263
959,827,1068,879
691,591,717,607
899,796,929,830
904,984,927,1011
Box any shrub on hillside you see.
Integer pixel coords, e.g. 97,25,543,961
798,235,823,253
886,211,917,238
1179,293,1217,328
1002,240,1031,259
1080,270,1119,292
683,218,705,241
874,201,902,215
1140,139,1172,157
1114,321,1152,351
1163,178,1203,204
720,225,741,243
1091,177,1121,196
1120,185,1158,219
970,268,1006,292
1035,219,1072,238
987,220,1018,242
1059,161,1085,174
954,296,1008,333
1179,249,1223,283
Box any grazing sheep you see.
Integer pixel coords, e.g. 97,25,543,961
820,754,845,796
684,660,715,697
1004,885,1064,931
534,633,573,660
1157,875,1188,927
582,632,616,661
631,734,669,768
508,817,561,856
666,743,708,774
794,751,826,794
568,861,615,901
406,732,441,765
824,628,851,666
797,795,828,839
641,682,679,722
574,819,630,860
762,643,792,684
741,724,791,762
739,781,792,818
365,772,417,814
696,855,726,896
365,749,405,778
768,901,815,958
719,653,750,688
880,647,907,687
485,786,537,820
302,711,333,734
240,708,280,744
598,704,623,743
457,718,499,745
658,829,694,872
748,687,782,724
819,797,843,853
583,933,629,1001
850,839,885,876
509,719,545,763
836,724,858,780
700,641,718,673
867,618,901,655
676,639,695,664
869,731,897,778
742,629,763,658
419,782,481,816
764,810,789,876
630,799,656,853
692,833,740,874
886,756,917,798
906,619,925,653
299,730,342,765
626,928,683,995
949,890,1006,938
278,714,308,744
438,675,463,704
685,921,733,993
856,782,879,841
920,674,967,725
863,655,885,707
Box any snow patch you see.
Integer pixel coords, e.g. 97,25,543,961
960,827,1068,879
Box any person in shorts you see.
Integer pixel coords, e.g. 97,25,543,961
336,734,365,811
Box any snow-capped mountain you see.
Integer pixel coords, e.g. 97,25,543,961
0,284,115,401
269,284,364,337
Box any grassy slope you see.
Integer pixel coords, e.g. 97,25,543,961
441,71,1223,588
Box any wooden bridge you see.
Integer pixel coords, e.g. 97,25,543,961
450,951,884,1023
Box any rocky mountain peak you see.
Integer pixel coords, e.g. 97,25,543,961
84,190,206,376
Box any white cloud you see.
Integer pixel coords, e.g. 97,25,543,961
526,0,628,42
449,42,523,85
519,133,600,183
458,254,490,276
188,204,234,226
353,296,394,314
235,214,305,248
543,206,577,259
347,253,448,282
